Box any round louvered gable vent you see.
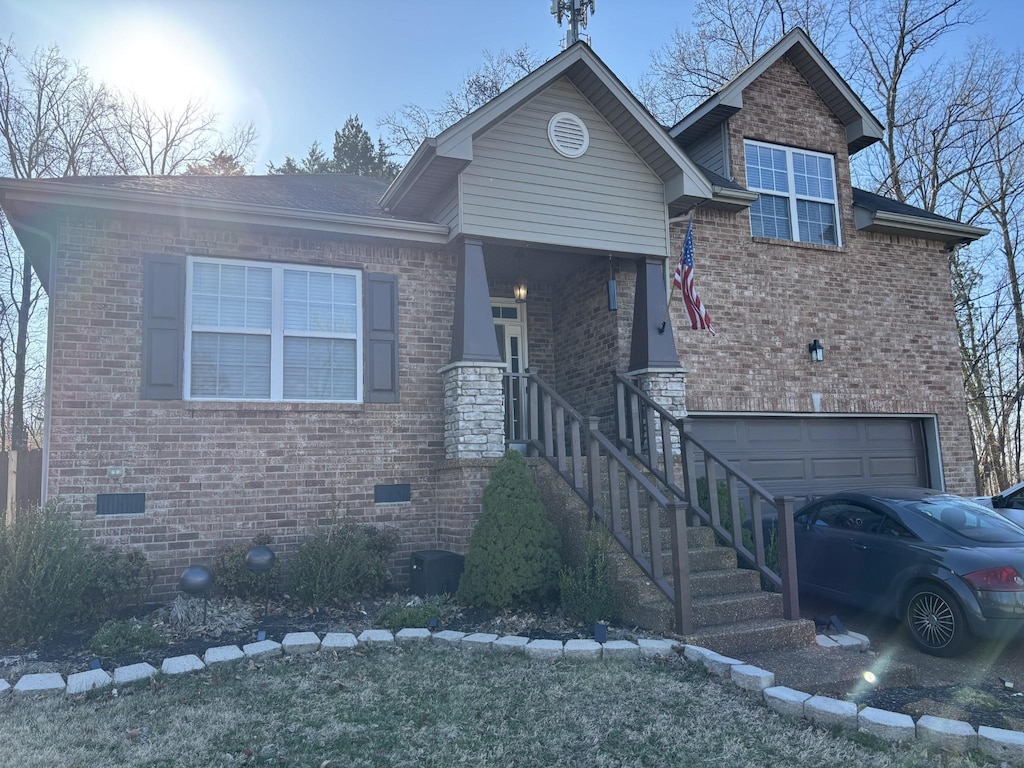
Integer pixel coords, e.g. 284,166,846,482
548,112,589,158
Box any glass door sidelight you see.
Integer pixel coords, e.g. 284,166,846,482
492,301,528,443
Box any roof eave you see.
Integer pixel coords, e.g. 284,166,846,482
0,180,449,245
857,207,989,247
710,185,758,211
378,138,438,213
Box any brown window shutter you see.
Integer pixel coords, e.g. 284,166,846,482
141,255,185,399
365,272,399,403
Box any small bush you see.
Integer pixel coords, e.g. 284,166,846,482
560,531,615,626
288,522,399,609
379,597,444,632
0,503,94,645
212,534,282,600
79,545,154,622
456,450,561,609
88,619,165,656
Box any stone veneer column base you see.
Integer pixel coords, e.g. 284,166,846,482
440,361,507,461
628,367,688,455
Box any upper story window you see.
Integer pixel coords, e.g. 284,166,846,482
185,257,362,402
744,140,841,246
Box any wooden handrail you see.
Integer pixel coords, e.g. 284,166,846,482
612,370,800,620
521,371,694,632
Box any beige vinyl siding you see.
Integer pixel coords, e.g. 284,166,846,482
429,184,460,235
460,78,668,256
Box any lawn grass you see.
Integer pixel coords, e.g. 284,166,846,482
0,646,1000,767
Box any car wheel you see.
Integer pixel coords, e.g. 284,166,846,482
904,584,969,657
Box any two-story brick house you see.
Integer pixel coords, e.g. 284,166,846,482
0,29,984,597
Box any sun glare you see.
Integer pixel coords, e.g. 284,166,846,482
85,11,232,114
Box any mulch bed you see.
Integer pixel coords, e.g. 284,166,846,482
7,595,1024,732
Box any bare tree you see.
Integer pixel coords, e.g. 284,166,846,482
635,0,845,124
380,46,542,157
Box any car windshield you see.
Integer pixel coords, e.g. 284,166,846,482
892,494,1024,543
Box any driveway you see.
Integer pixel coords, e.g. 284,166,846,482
742,592,1024,730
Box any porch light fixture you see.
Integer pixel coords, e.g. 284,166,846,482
513,251,527,303
808,339,824,362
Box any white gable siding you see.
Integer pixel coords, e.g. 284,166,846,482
460,78,669,256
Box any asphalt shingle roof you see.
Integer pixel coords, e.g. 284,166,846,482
49,173,401,219
851,187,964,225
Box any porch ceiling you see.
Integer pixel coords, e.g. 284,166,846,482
482,241,645,284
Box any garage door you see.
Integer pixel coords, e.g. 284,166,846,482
688,416,930,502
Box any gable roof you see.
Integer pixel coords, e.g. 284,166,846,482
669,27,884,154
380,41,716,218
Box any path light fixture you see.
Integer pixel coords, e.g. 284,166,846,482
245,544,277,617
178,565,213,624
808,339,824,362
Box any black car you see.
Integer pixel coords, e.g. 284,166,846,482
974,480,1024,528
792,487,1024,657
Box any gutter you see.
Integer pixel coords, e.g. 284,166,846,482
861,208,989,246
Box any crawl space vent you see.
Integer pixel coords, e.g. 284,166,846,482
548,112,589,158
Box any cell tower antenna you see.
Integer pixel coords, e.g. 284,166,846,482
551,0,596,48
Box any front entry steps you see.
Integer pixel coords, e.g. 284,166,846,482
609,524,815,655
532,459,815,656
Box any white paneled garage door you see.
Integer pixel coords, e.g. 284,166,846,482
688,415,931,503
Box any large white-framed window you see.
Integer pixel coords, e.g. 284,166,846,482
744,140,841,246
184,257,362,402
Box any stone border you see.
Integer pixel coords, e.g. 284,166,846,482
1,629,1020,763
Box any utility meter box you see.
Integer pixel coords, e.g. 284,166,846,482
409,550,464,597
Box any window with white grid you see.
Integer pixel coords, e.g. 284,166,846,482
185,258,362,401
744,140,841,246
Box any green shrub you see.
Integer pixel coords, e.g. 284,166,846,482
0,503,94,645
456,450,561,609
696,476,754,551
379,597,444,632
560,530,615,626
79,545,154,622
88,619,165,656
212,534,282,600
287,522,399,609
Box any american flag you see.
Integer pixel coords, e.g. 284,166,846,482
673,220,716,336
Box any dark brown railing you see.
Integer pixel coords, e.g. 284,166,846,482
512,371,696,633
614,371,800,621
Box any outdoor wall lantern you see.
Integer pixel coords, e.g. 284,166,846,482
808,339,824,362
513,251,528,303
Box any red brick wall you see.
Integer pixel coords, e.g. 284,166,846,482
669,56,975,493
48,211,456,594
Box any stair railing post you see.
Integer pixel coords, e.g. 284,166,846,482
774,495,800,620
587,416,603,521
668,500,693,635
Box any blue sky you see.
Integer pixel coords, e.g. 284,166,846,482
2,0,1022,171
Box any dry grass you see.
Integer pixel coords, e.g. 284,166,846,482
0,646,1000,767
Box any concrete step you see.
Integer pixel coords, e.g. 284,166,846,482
686,546,737,573
689,567,762,597
681,616,817,657
691,591,784,628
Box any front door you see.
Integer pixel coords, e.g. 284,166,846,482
492,301,528,442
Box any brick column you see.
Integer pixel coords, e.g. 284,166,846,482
440,361,506,460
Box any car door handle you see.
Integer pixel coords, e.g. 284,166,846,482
851,543,867,550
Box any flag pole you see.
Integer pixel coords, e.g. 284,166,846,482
658,212,693,334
